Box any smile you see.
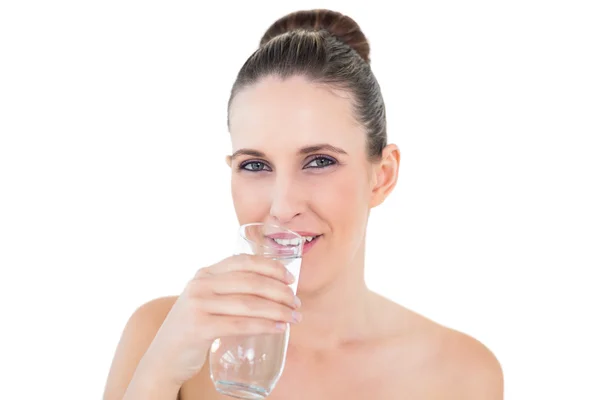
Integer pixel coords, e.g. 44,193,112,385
267,234,322,255
272,235,318,246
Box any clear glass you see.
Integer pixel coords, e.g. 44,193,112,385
209,222,303,399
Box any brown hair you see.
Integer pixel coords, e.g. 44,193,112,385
227,9,387,161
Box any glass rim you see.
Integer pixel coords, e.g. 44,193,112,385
238,222,304,253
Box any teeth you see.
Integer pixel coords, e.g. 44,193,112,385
273,236,318,246
273,237,302,246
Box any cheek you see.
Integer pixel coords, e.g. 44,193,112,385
314,170,370,228
231,175,271,223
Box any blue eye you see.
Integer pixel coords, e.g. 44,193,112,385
240,161,271,172
305,156,336,169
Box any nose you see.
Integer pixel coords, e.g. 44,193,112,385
269,174,305,225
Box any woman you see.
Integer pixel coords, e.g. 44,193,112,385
104,9,503,399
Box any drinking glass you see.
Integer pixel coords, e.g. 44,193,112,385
209,222,304,399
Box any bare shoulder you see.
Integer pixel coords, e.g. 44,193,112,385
115,296,179,352
128,296,178,331
371,294,503,399
103,296,178,400
432,326,504,399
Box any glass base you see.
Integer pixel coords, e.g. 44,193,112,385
214,380,270,399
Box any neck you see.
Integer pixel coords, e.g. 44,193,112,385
290,244,373,350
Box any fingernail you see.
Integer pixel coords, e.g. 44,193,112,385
275,322,287,331
293,296,302,308
292,311,302,323
285,270,295,283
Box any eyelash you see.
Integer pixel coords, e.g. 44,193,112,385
238,160,272,172
238,155,337,172
304,155,337,169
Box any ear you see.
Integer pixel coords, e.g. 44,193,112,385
226,155,232,168
370,144,400,208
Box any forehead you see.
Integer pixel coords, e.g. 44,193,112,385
228,75,364,153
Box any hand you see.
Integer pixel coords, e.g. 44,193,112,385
139,254,301,387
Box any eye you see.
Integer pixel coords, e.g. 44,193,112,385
304,156,336,169
239,160,271,172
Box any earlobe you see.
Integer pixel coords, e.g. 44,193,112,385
370,144,400,208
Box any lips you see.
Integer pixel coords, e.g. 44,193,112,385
300,234,321,254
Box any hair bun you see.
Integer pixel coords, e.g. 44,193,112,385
260,9,370,63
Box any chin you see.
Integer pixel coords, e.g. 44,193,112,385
294,236,353,295
295,258,337,296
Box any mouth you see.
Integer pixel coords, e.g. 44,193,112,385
267,233,323,253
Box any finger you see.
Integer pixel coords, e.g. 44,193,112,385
201,316,288,341
201,254,295,284
210,272,299,309
199,294,301,324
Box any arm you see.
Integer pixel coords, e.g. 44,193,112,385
103,297,180,400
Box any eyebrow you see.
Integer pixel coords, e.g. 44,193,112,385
298,144,348,155
230,149,266,160
231,144,348,160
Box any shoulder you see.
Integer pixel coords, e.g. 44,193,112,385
118,295,179,356
117,296,179,347
371,295,503,399
433,327,504,399
103,296,178,400
127,296,179,331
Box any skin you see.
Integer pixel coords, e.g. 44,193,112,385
103,75,503,399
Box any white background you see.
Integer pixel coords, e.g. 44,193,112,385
0,0,598,398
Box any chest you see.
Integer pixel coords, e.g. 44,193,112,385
267,363,391,399
182,346,439,400
267,347,437,400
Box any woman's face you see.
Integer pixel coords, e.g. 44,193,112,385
227,75,398,293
